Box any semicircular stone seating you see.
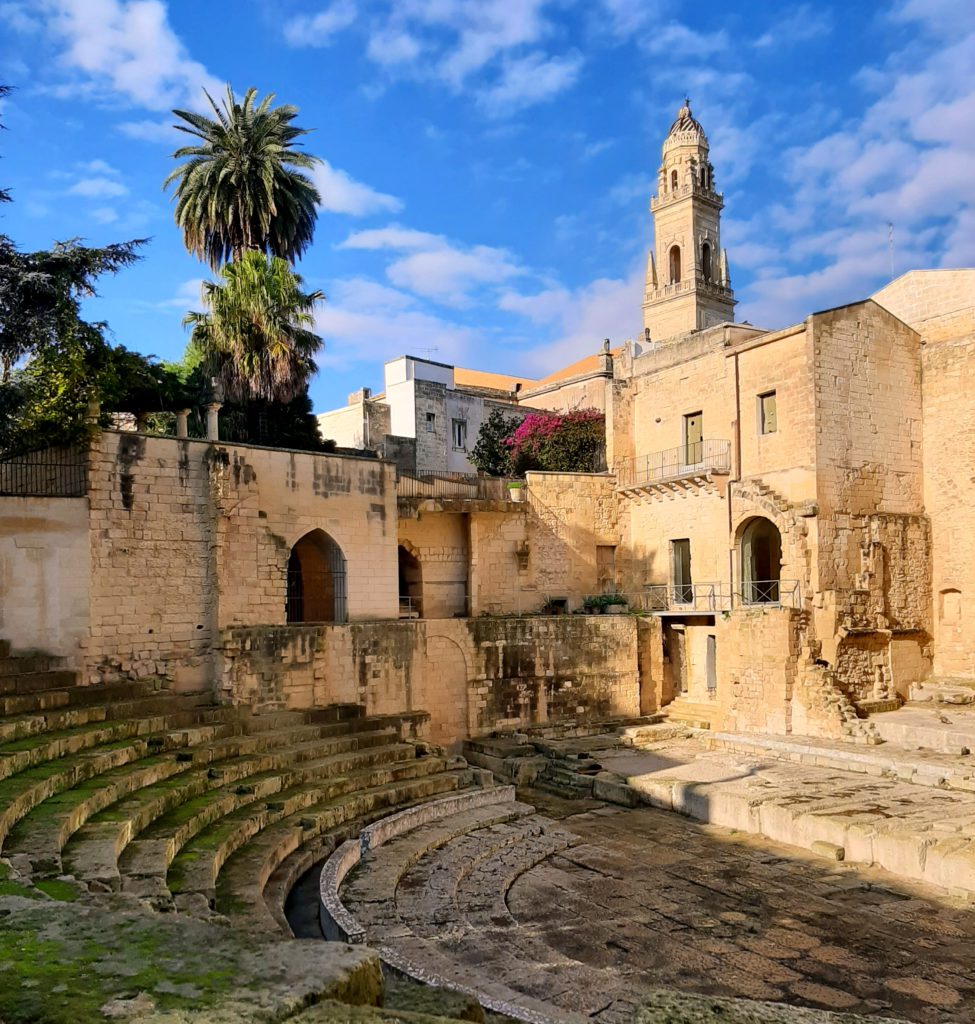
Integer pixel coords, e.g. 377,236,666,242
0,640,485,933
318,784,621,1024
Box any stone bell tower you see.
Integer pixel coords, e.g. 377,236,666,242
642,99,736,342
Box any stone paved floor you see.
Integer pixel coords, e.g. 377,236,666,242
502,796,975,1024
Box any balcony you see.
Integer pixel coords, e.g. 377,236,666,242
616,439,731,498
636,580,800,614
397,471,520,513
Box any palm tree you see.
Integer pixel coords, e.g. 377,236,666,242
165,86,321,269
184,250,324,403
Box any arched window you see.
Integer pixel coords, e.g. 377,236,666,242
702,242,712,284
670,169,679,191
739,517,782,604
398,545,423,619
286,530,347,623
669,245,682,284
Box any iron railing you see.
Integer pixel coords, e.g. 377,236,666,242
396,472,518,501
633,580,801,612
616,439,731,489
286,567,347,624
736,579,799,608
0,447,87,498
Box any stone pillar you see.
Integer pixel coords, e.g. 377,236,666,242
175,409,191,439
86,399,101,424
205,403,222,441
135,412,150,433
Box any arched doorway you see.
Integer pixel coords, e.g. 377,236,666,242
398,545,423,618
669,245,682,284
739,517,782,604
286,530,347,623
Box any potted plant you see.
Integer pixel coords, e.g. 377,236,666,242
506,480,526,503
582,593,628,614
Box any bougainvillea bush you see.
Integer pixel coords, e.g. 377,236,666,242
505,409,605,474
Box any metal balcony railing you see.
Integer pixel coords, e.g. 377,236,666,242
396,472,517,501
637,579,800,613
616,439,731,489
0,446,87,498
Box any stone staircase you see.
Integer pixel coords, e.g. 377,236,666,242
0,642,482,935
658,697,718,729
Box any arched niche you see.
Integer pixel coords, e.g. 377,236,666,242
286,529,347,623
398,544,423,618
669,245,682,284
738,517,782,604
702,241,712,283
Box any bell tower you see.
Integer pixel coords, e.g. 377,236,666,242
642,99,736,342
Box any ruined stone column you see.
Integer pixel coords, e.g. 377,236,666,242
205,403,222,441
176,408,191,439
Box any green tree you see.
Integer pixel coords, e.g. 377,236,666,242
165,85,321,269
469,408,518,475
0,236,144,381
184,249,324,404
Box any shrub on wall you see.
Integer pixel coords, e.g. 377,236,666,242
469,408,519,475
505,409,605,474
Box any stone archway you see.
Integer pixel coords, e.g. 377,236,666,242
286,529,347,623
738,516,782,604
398,544,423,619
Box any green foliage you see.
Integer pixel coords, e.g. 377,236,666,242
185,250,324,405
0,235,145,381
468,408,518,475
506,409,606,475
582,593,628,610
165,85,321,269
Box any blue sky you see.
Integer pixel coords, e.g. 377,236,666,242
0,0,972,413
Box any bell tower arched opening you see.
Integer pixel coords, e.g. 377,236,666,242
286,530,347,623
669,245,682,284
739,517,782,604
702,242,712,283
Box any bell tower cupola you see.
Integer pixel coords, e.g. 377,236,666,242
642,99,736,341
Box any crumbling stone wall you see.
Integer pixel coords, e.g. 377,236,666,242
218,615,641,750
84,431,399,688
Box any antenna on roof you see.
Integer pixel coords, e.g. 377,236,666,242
416,347,439,358
887,222,895,281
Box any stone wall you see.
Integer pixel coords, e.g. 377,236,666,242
218,615,642,749
84,431,399,687
0,497,90,657
398,513,470,618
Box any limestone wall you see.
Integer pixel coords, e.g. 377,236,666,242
525,473,619,605
398,513,470,618
218,615,641,750
0,497,90,658
85,431,398,687
923,332,975,677
812,302,923,520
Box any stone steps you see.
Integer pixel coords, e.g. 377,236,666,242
0,668,81,695
214,772,484,932
707,731,975,792
0,652,65,678
660,699,716,729
170,765,466,906
0,679,165,716
67,730,406,888
0,710,240,783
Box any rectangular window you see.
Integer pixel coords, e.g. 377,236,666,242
683,411,703,464
425,412,436,433
451,419,467,450
758,391,777,434
671,539,692,604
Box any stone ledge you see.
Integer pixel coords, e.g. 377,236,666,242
319,786,517,942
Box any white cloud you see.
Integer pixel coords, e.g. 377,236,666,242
39,0,223,111
68,175,129,197
118,117,179,143
90,205,119,223
312,160,403,216
366,28,422,66
753,5,832,49
340,224,523,305
500,266,643,373
283,0,356,48
477,50,583,116
341,225,444,251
